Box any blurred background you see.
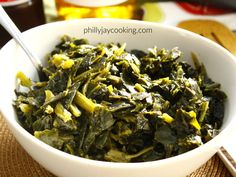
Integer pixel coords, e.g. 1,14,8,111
0,0,236,47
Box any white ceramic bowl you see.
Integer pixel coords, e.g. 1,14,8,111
0,19,236,177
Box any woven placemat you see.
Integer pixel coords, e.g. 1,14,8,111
0,115,232,177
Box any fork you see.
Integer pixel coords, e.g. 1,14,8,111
0,5,46,81
178,19,236,56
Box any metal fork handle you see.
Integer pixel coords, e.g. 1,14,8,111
0,5,43,73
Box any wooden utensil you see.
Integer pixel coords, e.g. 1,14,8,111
178,19,236,56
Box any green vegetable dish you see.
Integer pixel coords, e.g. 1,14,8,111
14,36,227,162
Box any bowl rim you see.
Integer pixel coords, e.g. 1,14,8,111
1,18,236,169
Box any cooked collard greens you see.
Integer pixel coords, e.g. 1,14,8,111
14,36,227,162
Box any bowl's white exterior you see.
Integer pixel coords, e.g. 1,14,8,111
0,19,236,177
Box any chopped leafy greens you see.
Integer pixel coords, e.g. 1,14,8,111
14,35,227,162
